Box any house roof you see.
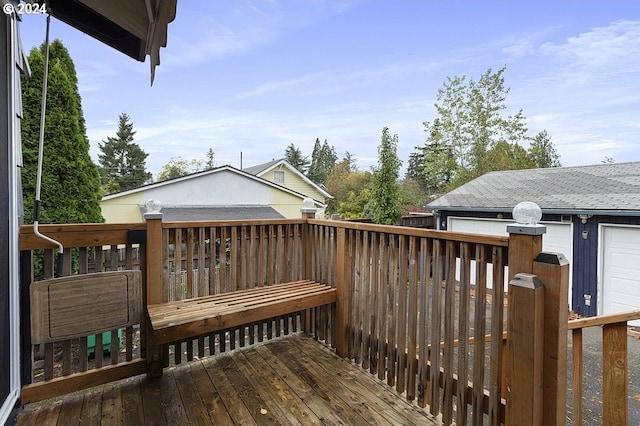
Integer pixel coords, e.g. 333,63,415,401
145,206,284,221
102,164,326,208
427,161,640,215
243,158,333,199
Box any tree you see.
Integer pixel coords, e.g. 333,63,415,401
601,156,616,164
307,138,337,185
157,157,203,181
284,143,309,173
98,112,151,193
485,141,534,171
369,127,402,225
413,66,530,191
406,123,457,197
21,39,103,224
325,157,372,218
528,130,561,168
205,148,215,170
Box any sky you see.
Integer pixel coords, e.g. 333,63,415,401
18,1,640,178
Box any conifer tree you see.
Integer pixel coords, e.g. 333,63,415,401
98,112,151,192
308,138,337,185
21,39,103,224
369,127,402,225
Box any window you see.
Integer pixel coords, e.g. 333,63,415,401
274,171,285,184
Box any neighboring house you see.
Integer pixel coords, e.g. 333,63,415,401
243,158,332,213
100,165,326,223
427,161,640,323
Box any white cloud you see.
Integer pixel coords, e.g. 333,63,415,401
540,20,640,72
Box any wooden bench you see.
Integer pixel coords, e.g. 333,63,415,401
147,280,337,345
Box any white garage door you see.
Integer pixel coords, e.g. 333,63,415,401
448,217,573,304
600,225,640,326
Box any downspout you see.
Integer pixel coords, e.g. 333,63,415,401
432,209,441,230
32,14,64,275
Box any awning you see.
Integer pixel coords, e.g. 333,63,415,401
41,0,177,84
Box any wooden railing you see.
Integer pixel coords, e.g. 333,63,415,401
19,216,636,425
19,223,147,403
307,219,511,425
145,218,332,369
568,309,640,425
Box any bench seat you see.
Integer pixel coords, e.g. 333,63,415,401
147,280,336,345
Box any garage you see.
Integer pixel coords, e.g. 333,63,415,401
600,225,640,326
448,217,573,301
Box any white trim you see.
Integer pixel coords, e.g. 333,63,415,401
1,12,22,425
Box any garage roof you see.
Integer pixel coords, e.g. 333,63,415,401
427,161,640,214
144,206,285,221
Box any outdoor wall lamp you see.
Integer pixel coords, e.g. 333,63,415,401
577,214,592,224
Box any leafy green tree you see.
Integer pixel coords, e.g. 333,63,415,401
284,143,309,173
157,157,203,181
325,155,371,217
485,141,534,171
307,138,337,185
369,127,402,225
414,66,529,191
98,112,151,193
528,130,561,168
21,39,103,224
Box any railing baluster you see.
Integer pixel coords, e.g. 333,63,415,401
572,328,583,425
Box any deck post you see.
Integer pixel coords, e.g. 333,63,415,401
301,205,316,333
506,204,546,424
144,208,164,378
506,273,544,426
334,227,349,357
533,252,569,426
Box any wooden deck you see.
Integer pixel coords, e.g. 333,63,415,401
16,334,438,425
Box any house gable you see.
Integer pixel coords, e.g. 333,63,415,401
100,165,314,222
244,159,332,204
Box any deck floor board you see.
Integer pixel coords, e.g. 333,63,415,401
17,334,439,426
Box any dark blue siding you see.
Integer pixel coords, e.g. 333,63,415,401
438,210,640,317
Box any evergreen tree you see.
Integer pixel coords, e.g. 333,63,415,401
528,130,561,168
369,127,402,225
21,39,103,224
205,148,215,170
284,143,309,173
98,112,151,193
307,138,337,185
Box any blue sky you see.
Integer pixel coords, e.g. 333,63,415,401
19,1,640,178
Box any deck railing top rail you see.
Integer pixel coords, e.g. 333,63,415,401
307,218,510,246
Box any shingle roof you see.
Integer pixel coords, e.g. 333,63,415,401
146,206,285,221
242,159,282,176
427,161,640,213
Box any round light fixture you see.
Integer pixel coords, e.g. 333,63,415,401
512,201,542,225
